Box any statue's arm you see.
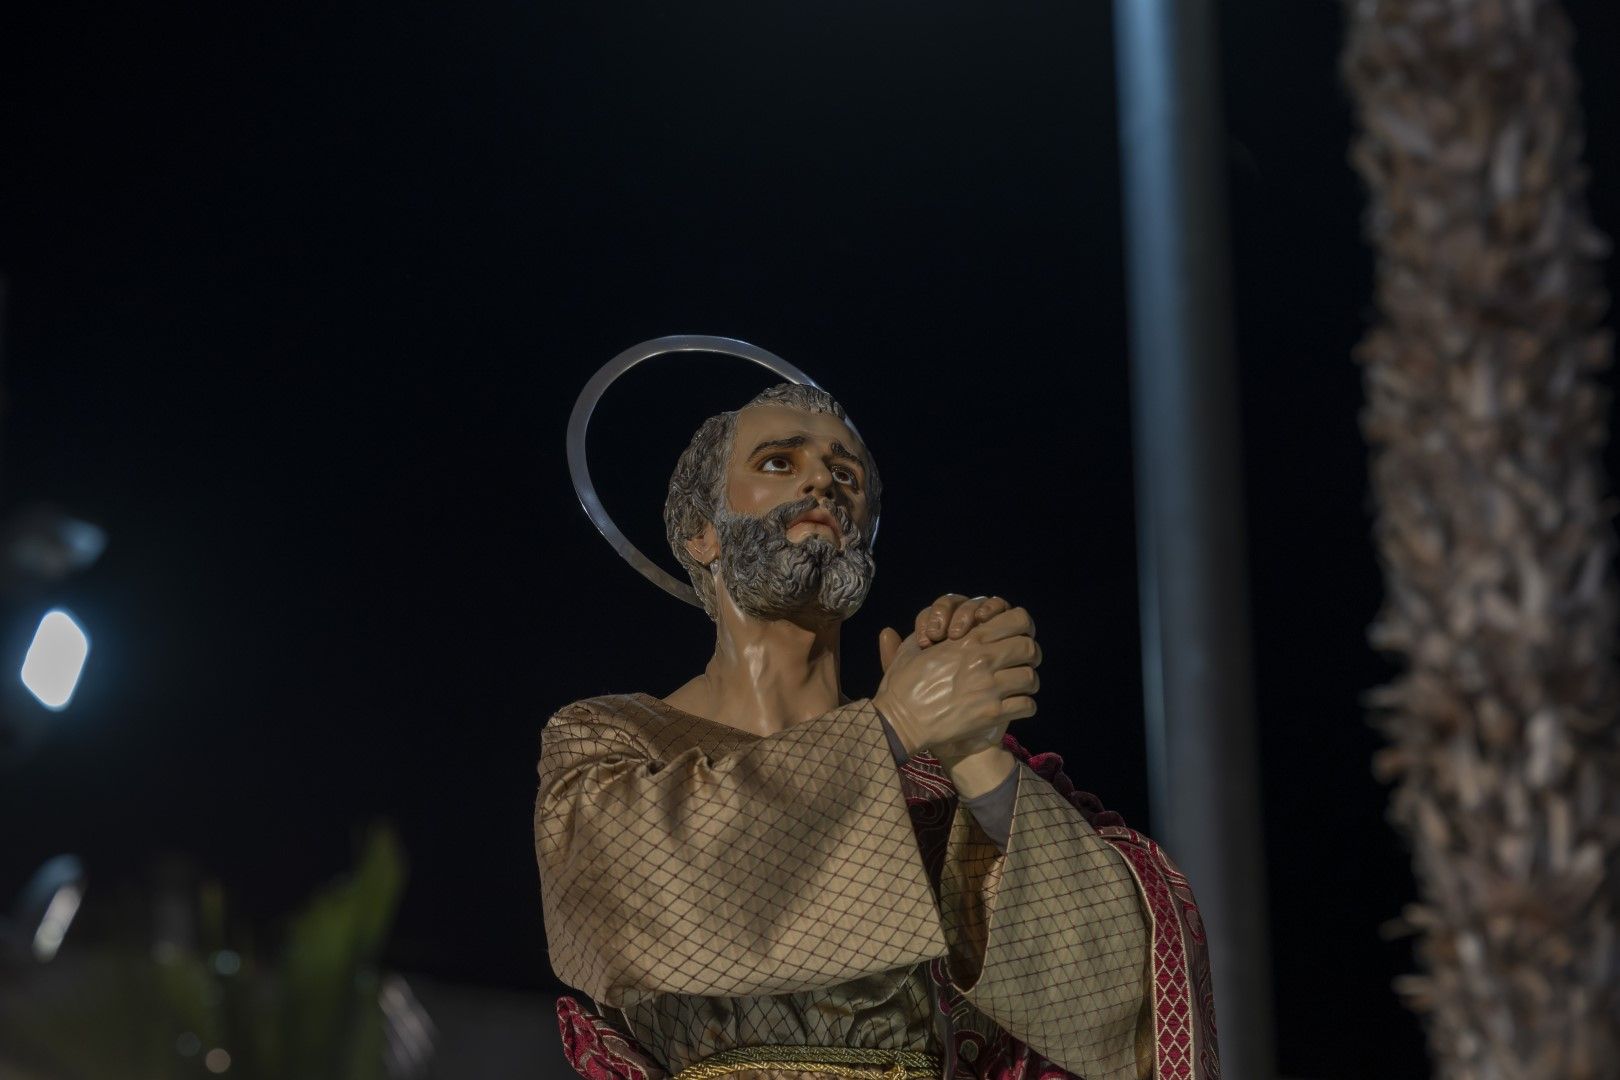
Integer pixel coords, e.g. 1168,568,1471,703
937,763,1149,1080
534,698,949,1008
880,718,1015,852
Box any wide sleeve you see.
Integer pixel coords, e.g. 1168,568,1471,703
937,762,1150,1080
535,698,950,1008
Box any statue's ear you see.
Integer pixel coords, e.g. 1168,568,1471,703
684,523,719,568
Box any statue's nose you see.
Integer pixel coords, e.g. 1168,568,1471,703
801,464,833,497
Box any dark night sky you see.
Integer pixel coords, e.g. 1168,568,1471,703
2,2,1618,1077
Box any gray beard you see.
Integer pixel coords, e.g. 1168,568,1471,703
713,495,876,624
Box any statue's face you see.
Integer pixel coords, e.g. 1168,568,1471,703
689,404,877,625
724,405,873,540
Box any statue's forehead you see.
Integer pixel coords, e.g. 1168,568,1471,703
731,404,863,457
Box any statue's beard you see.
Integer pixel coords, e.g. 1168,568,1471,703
713,495,875,624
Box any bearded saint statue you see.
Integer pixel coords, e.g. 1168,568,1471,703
536,381,1219,1080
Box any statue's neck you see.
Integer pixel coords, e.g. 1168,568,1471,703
667,585,845,738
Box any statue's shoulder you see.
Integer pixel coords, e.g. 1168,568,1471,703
550,692,651,727
546,692,684,744
551,692,644,720
546,692,746,760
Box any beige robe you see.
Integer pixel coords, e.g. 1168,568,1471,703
535,693,1150,1080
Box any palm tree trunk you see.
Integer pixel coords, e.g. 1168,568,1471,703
1342,2,1620,1076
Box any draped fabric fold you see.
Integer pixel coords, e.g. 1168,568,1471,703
536,695,948,1008
924,735,1220,1080
536,695,1217,1080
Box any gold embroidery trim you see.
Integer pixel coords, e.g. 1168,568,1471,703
673,1045,942,1080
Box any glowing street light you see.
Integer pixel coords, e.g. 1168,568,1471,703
20,609,90,711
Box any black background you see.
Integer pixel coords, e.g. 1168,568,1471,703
2,2,1617,1076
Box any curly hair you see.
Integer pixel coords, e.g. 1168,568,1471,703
663,383,881,619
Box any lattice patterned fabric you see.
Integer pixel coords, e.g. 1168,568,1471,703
535,694,1160,1080
968,736,1221,1080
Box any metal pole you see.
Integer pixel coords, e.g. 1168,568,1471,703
1111,2,1275,1075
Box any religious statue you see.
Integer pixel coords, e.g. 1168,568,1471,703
537,340,1219,1080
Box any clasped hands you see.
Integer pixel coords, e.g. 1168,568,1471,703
873,594,1040,774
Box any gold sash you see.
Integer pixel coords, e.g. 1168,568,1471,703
672,1046,943,1080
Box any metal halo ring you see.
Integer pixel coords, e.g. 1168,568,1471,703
567,334,875,608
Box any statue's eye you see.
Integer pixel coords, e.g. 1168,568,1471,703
760,456,791,473
832,465,857,486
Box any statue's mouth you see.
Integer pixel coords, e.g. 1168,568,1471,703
787,507,842,545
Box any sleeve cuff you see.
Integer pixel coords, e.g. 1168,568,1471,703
958,766,1017,852
877,712,911,765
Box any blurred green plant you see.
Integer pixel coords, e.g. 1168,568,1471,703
0,822,406,1080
